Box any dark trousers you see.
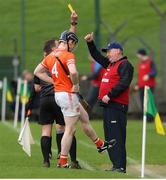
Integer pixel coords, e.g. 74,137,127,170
139,87,154,122
103,104,127,170
87,85,99,109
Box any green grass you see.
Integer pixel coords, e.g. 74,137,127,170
0,0,165,78
0,120,166,178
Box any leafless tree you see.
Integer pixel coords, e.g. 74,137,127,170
149,0,166,97
101,19,128,42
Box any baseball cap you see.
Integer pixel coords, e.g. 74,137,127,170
137,48,147,56
101,42,123,52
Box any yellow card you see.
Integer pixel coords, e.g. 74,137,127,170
68,3,74,13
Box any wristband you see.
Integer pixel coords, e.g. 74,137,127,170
71,21,78,26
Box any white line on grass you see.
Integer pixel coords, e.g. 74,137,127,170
3,121,164,178
2,121,95,171
78,140,165,178
34,140,95,171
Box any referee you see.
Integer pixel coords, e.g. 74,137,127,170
84,33,134,173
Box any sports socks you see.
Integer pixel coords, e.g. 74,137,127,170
94,137,104,148
59,154,68,166
69,135,77,162
49,136,52,157
41,136,51,163
56,130,77,163
56,132,64,155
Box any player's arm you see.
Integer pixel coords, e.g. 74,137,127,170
67,62,79,92
34,63,53,84
148,60,157,77
69,11,78,33
25,78,37,116
84,33,109,68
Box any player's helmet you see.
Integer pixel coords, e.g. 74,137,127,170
59,31,78,44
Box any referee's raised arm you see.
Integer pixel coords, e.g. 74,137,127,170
84,33,109,69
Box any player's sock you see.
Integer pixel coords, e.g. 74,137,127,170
56,131,64,155
49,136,52,158
59,154,68,166
69,135,77,162
94,137,104,148
41,136,50,163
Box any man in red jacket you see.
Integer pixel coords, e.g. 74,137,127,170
135,49,157,119
85,33,134,173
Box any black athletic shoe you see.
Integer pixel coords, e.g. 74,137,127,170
105,167,126,173
43,161,50,168
98,139,116,153
70,161,82,169
116,168,126,173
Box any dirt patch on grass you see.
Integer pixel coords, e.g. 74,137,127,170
100,163,166,178
146,165,166,177
128,164,166,178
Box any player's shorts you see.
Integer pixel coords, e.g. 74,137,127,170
55,92,80,117
39,95,65,126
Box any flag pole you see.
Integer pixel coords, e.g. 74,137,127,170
20,80,27,130
141,86,148,178
1,77,7,122
14,78,22,128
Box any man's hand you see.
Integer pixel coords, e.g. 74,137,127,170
72,84,80,93
102,95,110,104
84,32,94,42
26,109,32,117
34,84,42,92
71,11,78,23
143,74,149,81
69,11,78,33
134,85,139,91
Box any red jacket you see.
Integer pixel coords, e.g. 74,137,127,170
138,58,156,88
90,63,105,87
99,59,129,105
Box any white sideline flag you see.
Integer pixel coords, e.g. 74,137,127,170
18,118,35,156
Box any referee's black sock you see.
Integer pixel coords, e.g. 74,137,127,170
41,136,51,163
70,135,77,162
49,136,52,158
56,132,64,155
56,132,77,162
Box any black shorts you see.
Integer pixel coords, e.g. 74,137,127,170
39,95,65,126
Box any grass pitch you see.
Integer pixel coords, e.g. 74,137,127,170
0,120,166,178
0,0,166,75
